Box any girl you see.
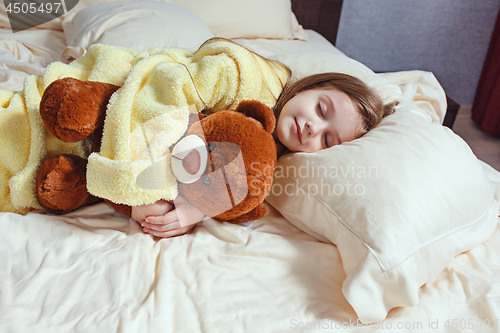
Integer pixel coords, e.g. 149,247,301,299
273,72,396,157
134,72,397,238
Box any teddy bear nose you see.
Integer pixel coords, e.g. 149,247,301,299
182,149,201,175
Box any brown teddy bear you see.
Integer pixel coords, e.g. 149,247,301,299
36,77,277,223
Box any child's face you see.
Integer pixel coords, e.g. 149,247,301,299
276,87,363,153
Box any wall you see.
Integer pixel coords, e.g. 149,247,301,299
335,0,500,106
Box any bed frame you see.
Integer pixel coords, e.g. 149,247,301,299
291,0,343,45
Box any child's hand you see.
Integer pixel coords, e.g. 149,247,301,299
132,196,205,238
131,200,174,225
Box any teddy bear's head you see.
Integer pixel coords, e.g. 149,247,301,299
171,100,277,222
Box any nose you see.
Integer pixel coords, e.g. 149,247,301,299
305,122,318,137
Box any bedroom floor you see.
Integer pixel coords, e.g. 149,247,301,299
453,106,500,172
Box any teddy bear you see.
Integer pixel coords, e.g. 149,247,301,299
35,77,277,224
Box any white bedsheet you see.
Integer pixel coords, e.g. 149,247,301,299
2,202,500,332
1,27,500,333
0,28,69,92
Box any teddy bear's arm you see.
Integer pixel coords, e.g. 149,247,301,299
219,203,266,224
106,201,132,218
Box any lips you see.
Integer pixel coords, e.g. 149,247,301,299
294,118,302,144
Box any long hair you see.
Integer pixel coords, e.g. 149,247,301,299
272,72,397,157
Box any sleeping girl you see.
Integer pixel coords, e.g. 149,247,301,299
0,36,396,237
133,72,397,238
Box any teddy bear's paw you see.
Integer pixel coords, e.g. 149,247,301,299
40,78,120,142
36,154,90,214
216,202,267,224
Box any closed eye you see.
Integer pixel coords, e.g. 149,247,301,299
317,102,324,118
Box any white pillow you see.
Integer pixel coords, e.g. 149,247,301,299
62,1,215,53
171,0,306,40
265,52,500,323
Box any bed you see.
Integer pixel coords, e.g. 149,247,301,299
1,0,500,332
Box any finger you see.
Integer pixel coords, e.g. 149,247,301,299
145,209,179,225
141,218,182,232
144,226,193,238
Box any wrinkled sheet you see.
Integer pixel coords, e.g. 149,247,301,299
1,28,500,333
1,201,500,332
0,29,69,91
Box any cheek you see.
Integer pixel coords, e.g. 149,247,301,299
279,99,299,119
303,139,321,153
276,115,290,138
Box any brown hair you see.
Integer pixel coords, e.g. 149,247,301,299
273,72,397,157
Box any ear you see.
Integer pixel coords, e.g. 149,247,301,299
235,100,276,134
188,113,204,128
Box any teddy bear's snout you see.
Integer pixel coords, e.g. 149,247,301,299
172,135,209,184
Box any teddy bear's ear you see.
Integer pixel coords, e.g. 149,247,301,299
235,100,276,134
188,113,204,128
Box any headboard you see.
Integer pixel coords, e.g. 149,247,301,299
291,0,344,45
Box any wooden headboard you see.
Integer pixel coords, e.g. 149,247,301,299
291,0,344,45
